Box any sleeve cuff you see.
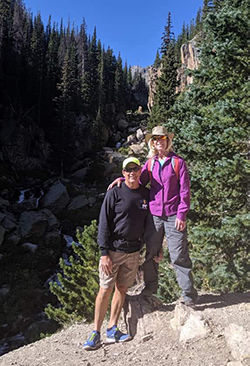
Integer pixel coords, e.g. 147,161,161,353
100,248,109,256
177,212,187,221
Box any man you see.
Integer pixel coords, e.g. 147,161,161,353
84,157,149,350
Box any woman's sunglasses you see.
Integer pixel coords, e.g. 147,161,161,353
152,135,168,141
124,166,141,173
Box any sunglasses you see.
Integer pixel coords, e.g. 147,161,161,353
152,135,168,141
124,166,141,173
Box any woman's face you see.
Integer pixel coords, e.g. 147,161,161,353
152,135,168,153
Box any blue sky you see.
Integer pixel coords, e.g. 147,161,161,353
24,0,203,68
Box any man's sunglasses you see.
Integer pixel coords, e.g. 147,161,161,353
152,135,168,141
124,166,141,173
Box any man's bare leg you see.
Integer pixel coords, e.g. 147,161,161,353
94,286,113,332
108,284,127,328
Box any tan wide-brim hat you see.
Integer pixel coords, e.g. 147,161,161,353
145,126,174,143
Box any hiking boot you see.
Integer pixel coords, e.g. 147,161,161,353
106,325,132,343
184,299,196,308
179,296,198,308
83,331,101,350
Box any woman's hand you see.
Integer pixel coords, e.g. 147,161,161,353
153,248,163,263
100,255,113,275
175,218,186,232
107,177,123,191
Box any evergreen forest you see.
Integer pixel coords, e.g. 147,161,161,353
0,0,249,350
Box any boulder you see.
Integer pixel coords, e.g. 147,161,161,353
88,197,96,205
71,167,88,183
19,211,49,240
118,119,129,130
67,195,89,212
25,319,59,344
40,181,69,215
0,197,10,208
44,231,64,250
103,162,117,177
22,243,38,252
127,134,136,144
11,198,37,214
170,303,210,342
129,144,145,155
136,128,144,142
225,324,250,362
41,209,59,231
2,213,17,231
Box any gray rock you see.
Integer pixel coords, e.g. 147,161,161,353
129,144,146,155
127,134,136,144
20,211,49,240
71,167,88,182
225,324,250,362
11,198,37,214
40,181,69,215
22,243,38,252
67,195,89,211
103,162,117,177
2,213,17,231
25,319,58,344
103,147,113,152
0,197,10,208
136,128,144,141
88,197,96,205
44,231,64,250
0,212,5,222
41,209,59,230
170,303,210,342
179,312,210,342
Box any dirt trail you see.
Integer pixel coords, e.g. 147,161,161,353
0,292,249,366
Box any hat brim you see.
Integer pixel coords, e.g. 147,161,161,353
145,132,174,144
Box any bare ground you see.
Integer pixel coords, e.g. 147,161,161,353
0,292,249,366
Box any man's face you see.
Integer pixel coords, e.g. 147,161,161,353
122,163,141,185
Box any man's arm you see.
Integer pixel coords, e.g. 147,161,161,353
97,190,115,256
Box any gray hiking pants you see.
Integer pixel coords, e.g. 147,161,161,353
142,214,197,302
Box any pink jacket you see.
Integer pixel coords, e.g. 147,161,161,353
140,152,190,221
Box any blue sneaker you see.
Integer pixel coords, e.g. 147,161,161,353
83,331,101,350
106,325,132,343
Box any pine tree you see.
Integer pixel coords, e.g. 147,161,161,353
45,220,100,325
153,49,161,68
165,0,250,293
29,12,46,125
150,12,178,127
114,52,125,111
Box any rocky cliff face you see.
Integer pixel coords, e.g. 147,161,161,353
147,35,201,109
177,35,201,93
147,65,162,112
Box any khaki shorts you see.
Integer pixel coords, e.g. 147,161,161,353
99,251,140,289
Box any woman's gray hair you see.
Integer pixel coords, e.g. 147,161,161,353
147,135,174,158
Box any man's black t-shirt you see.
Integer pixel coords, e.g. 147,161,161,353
98,182,149,255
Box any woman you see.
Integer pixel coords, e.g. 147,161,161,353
110,125,197,305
